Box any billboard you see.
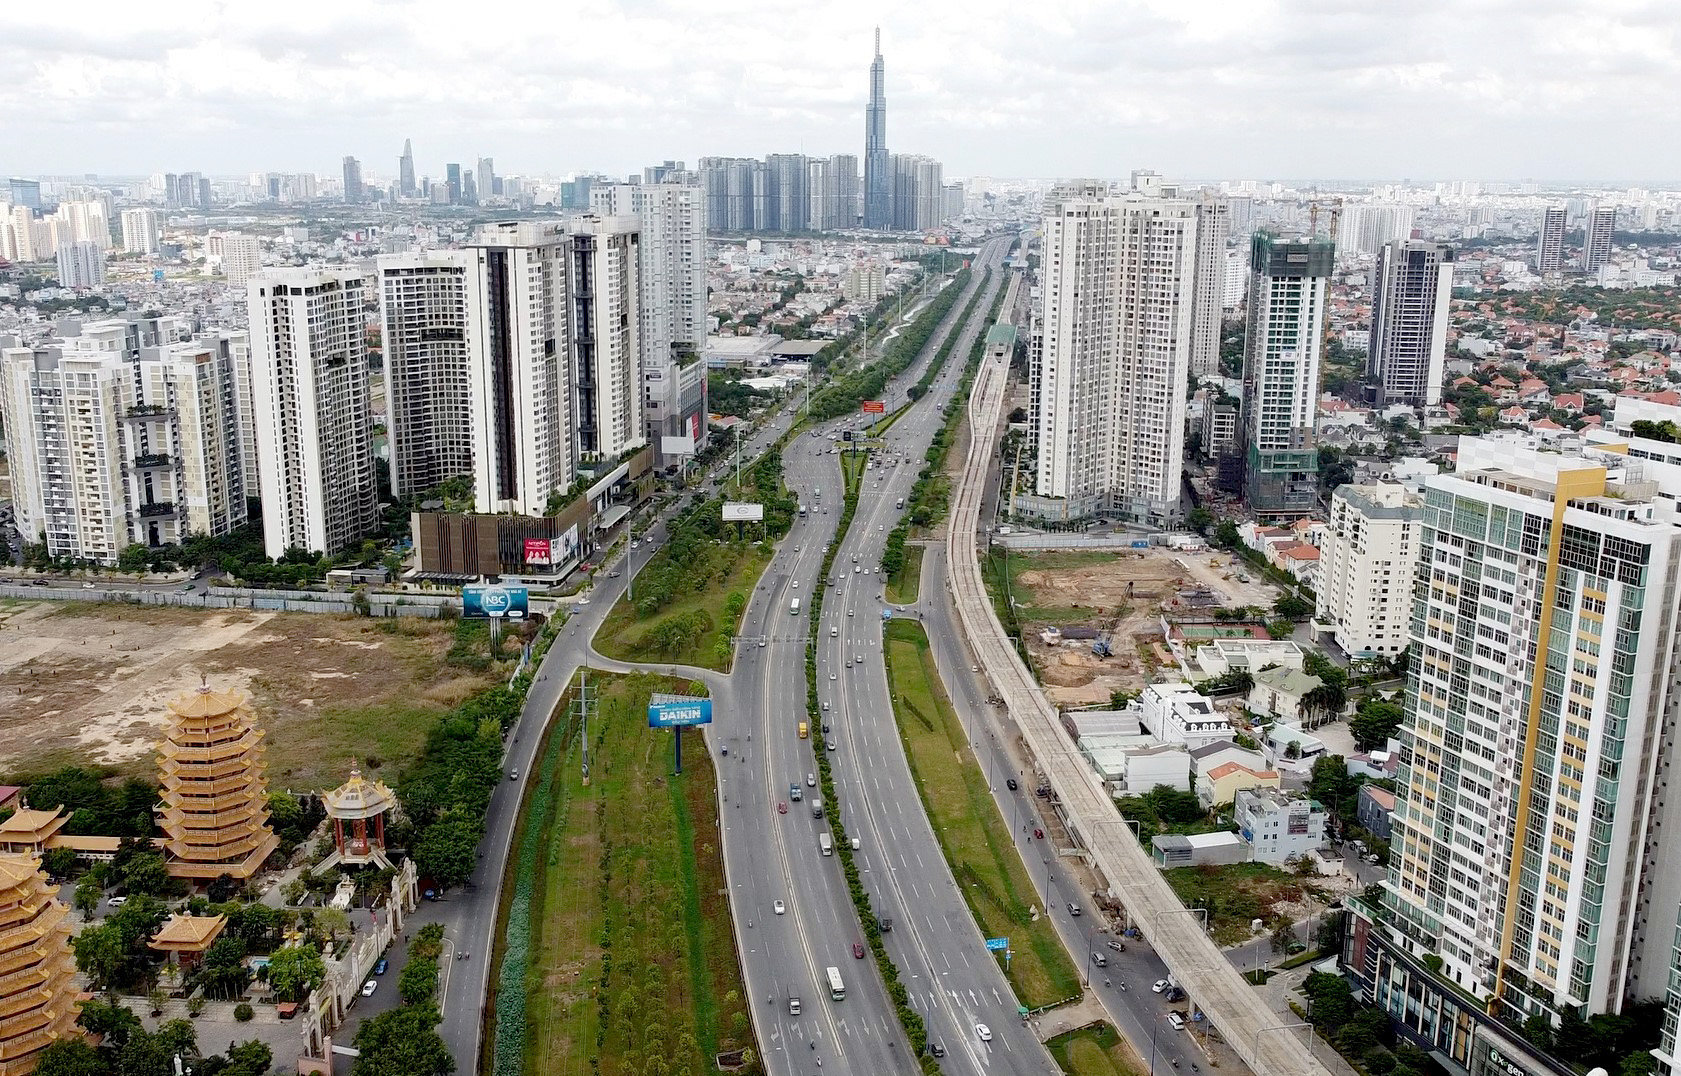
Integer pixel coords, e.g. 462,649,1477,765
523,538,553,565
462,584,529,620
861,400,885,414
722,502,764,522
647,696,714,728
661,434,695,457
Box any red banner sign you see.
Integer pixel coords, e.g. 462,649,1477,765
861,400,885,414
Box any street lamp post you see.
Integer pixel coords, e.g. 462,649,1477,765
1253,1021,1315,1064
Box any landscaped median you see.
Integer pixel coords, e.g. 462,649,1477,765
1045,1022,1147,1076
485,670,755,1076
884,545,923,605
882,619,1082,1009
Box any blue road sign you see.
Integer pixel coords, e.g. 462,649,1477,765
985,937,1009,952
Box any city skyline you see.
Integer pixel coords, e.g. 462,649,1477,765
3,1,1679,183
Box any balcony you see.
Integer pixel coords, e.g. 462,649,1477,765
123,405,176,421
131,452,172,469
137,501,176,518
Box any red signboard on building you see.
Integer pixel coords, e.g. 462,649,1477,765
861,400,885,414
523,538,552,565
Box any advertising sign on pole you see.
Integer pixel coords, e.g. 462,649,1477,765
722,502,764,522
462,584,530,620
861,400,885,414
647,695,714,728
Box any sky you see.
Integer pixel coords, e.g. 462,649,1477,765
3,0,1679,185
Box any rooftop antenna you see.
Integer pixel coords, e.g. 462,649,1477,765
875,26,880,55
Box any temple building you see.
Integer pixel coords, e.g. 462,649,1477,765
316,769,396,873
0,855,80,1076
156,685,280,881
148,913,228,969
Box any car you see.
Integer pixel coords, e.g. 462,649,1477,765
1034,827,1044,839
577,596,591,606
1168,1012,1186,1031
759,638,767,647
806,773,816,787
829,673,836,681
975,1023,992,1042
854,566,861,574
1165,986,1187,1002
847,608,854,617
825,738,837,751
929,1042,946,1058
106,896,127,908
1106,941,1125,953
509,769,519,781
631,540,640,549
1068,902,1081,916
852,942,865,959
822,701,830,711
879,525,884,531
373,958,388,975
972,664,980,672
1286,941,1308,954
822,723,830,734
361,980,378,997
181,582,197,592
1006,778,1018,791
873,567,879,574
82,581,95,589
773,900,785,915
777,801,787,814
607,570,621,578
1152,979,1171,993
792,580,800,589
30,578,48,587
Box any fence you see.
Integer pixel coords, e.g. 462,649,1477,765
0,583,444,617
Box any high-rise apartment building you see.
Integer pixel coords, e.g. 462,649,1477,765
247,269,379,559
1189,192,1230,377
766,153,809,232
399,139,416,197
1242,232,1333,516
567,215,643,461
121,207,161,254
1,206,36,262
821,154,859,230
55,241,104,289
1028,184,1195,525
446,163,462,205
378,251,475,499
7,177,41,211
1346,433,1681,1075
478,157,497,199
209,231,263,286
1368,240,1455,407
1315,483,1420,657
464,221,574,517
127,339,250,545
891,154,943,232
863,28,890,229
1537,206,1567,272
342,155,363,204
1582,204,1616,272
55,200,110,249
1340,203,1415,258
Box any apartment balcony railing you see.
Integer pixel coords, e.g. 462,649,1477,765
131,453,172,468
137,501,176,518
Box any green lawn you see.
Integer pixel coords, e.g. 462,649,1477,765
840,445,870,490
882,619,1081,1009
593,543,771,671
886,544,924,605
1045,1023,1146,1076
488,670,753,1076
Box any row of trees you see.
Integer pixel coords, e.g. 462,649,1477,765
353,924,453,1075
31,1000,272,1076
807,268,973,419
398,685,524,889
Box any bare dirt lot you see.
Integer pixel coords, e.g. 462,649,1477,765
1001,548,1280,707
0,600,492,790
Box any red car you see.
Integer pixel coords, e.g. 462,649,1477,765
777,802,787,814
852,942,866,959
1033,828,1044,839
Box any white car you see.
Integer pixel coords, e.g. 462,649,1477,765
1152,979,1171,993
774,899,786,915
792,580,800,589
975,1023,992,1042
1168,1012,1186,1031
829,673,837,681
361,980,377,997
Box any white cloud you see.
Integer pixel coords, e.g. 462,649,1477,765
0,0,1676,181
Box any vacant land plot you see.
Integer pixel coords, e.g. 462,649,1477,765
1161,862,1334,947
884,619,1081,1009
1045,1022,1146,1076
0,602,497,788
489,670,751,1076
993,547,1278,706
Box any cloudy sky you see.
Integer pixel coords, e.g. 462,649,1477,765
3,0,1677,184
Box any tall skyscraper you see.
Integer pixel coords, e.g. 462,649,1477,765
247,269,379,559
446,163,462,205
1242,231,1333,516
863,28,890,229
1582,204,1616,272
462,170,479,206
766,153,809,232
1028,184,1196,525
399,139,416,197
1368,240,1454,407
1189,191,1230,377
477,157,497,199
378,251,475,499
1537,205,1567,272
890,154,943,231
566,215,643,461
464,221,574,517
342,155,363,204
7,177,41,211
55,241,105,288
121,207,161,254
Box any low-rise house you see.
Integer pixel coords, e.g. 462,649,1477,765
1235,788,1328,865
1356,784,1396,840
1198,760,1281,808
1247,666,1323,724
1152,831,1250,869
1139,683,1231,750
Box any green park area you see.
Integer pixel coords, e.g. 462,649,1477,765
1045,1022,1147,1076
488,670,754,1076
882,619,1081,1009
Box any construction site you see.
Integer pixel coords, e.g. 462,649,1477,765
991,546,1281,707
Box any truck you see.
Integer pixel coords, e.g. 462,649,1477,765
810,796,824,818
790,597,801,615
819,833,833,856
826,966,845,1000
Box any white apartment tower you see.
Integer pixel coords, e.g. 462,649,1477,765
56,241,105,289
1385,436,1681,1035
128,340,250,544
121,208,162,255
1538,206,1567,272
1315,483,1421,657
1582,205,1616,272
1242,231,1333,516
1031,184,1196,524
567,214,642,462
464,221,574,517
378,251,475,499
1368,240,1455,407
211,232,263,286
54,201,110,249
1189,192,1230,377
247,269,379,559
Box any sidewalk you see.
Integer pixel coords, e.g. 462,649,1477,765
1028,992,1109,1041
1254,965,1363,1076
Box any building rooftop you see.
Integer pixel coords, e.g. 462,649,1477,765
1253,666,1322,696
149,913,228,953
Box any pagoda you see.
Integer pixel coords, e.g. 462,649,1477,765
156,684,280,881
315,769,396,873
0,855,80,1076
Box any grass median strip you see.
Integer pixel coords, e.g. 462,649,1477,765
488,670,754,1076
885,544,923,605
1045,1022,1148,1076
882,618,1082,1009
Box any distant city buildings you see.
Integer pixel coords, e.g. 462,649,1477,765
55,240,104,288
209,231,262,286
1537,205,1567,271
121,207,161,254
342,155,363,204
399,138,416,197
1367,239,1454,407
1242,231,1333,516
1582,204,1616,271
247,268,379,559
864,27,890,230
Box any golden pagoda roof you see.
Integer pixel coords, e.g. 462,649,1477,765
321,769,396,819
0,854,41,892
148,913,227,953
167,686,250,720
0,810,66,840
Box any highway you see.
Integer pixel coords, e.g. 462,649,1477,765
942,309,1330,1076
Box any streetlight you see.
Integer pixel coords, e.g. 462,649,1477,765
1253,1020,1315,1064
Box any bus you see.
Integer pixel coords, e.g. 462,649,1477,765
790,597,801,616
826,966,845,1001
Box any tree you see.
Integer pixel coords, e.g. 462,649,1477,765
398,956,439,1006
1623,1051,1661,1076
1186,506,1214,534
267,945,327,1002
1351,697,1405,750
413,811,480,889
207,872,241,904
72,923,127,990
1214,521,1241,550
73,877,101,920
1303,970,1354,1029
41,846,77,879
154,1018,198,1059
1274,592,1314,620
120,851,171,897
118,543,153,574
32,1038,105,1076
1270,920,1297,954
1521,1013,1554,1050
316,906,352,942
352,1005,455,1076
1309,756,1357,818
208,1041,274,1076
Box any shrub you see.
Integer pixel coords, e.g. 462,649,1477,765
234,1002,254,1022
